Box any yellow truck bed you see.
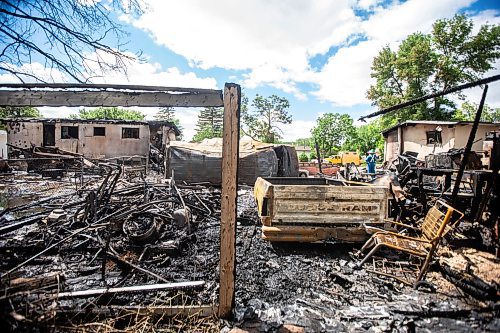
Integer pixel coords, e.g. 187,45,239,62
254,177,389,242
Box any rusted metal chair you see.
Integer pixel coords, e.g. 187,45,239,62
356,200,464,284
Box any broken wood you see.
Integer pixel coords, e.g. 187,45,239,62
57,304,217,317
3,272,64,295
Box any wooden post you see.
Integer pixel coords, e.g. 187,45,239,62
218,83,241,318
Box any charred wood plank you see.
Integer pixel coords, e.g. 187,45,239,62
0,216,43,235
3,272,64,295
56,304,216,318
0,90,224,108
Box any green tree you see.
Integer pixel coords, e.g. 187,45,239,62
311,113,356,157
367,14,500,127
309,151,317,161
70,107,145,120
344,121,385,155
295,137,312,147
490,109,500,122
154,107,176,121
452,102,500,122
298,152,309,162
192,107,223,142
154,107,184,135
0,106,42,118
241,94,292,143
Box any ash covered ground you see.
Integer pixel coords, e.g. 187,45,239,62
231,189,499,332
0,174,498,332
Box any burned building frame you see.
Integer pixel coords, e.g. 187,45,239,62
0,82,241,318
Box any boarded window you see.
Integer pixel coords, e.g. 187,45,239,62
61,126,79,139
122,127,139,139
94,127,106,136
426,131,442,145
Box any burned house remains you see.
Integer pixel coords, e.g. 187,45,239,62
1,118,179,160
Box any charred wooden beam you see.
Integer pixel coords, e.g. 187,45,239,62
0,89,224,108
56,304,217,318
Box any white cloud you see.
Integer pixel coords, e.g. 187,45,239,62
130,0,360,98
313,0,485,106
312,39,380,106
132,1,358,70
280,120,316,142
0,62,68,83
361,0,475,43
129,0,488,107
81,51,218,88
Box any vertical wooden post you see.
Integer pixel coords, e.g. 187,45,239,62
218,83,241,318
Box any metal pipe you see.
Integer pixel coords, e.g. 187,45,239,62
451,85,489,204
359,74,500,121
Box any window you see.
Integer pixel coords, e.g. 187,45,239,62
426,131,442,145
94,127,106,136
61,126,79,139
122,127,139,139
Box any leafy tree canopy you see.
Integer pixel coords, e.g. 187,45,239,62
298,152,309,162
241,94,292,143
311,113,356,157
367,14,500,129
294,137,312,147
452,102,500,122
0,106,42,118
191,107,223,142
344,120,385,156
70,107,145,120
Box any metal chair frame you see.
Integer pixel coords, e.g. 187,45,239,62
356,200,464,284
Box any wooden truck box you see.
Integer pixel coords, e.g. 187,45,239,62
254,177,390,242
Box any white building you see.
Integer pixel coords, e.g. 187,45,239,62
382,120,500,162
1,118,179,159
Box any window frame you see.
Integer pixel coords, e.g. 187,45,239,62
426,130,442,145
93,127,106,137
61,125,79,139
122,127,140,139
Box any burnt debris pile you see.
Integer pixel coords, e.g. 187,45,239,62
0,163,223,330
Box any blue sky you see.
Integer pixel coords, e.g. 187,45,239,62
1,0,499,141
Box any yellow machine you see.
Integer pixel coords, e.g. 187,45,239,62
326,152,361,166
326,155,342,164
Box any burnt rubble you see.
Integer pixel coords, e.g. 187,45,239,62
0,164,223,331
0,159,499,332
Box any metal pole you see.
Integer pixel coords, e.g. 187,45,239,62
451,85,489,204
359,75,500,121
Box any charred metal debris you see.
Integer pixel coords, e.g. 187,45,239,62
0,158,225,331
1,152,499,332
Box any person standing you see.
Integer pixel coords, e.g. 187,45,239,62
365,149,378,175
